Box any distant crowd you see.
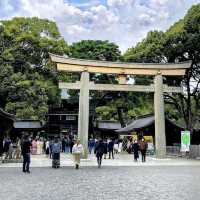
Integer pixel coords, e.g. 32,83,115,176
2,135,148,173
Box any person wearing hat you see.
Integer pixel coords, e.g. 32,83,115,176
72,139,84,169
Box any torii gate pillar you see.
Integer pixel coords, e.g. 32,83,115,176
78,71,90,158
154,74,166,158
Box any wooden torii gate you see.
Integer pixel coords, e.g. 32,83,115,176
50,54,191,158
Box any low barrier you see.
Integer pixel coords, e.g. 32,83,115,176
166,146,181,156
189,145,200,158
166,145,200,158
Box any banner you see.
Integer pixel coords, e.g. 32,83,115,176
181,131,190,152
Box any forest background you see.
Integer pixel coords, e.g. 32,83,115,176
0,3,199,132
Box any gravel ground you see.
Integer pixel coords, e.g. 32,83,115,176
1,166,200,200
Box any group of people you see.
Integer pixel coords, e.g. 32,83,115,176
48,137,84,170
131,138,148,162
93,138,148,168
2,137,21,159
3,135,148,173
20,135,85,172
89,138,123,159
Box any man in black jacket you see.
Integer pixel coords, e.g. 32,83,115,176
94,139,106,168
108,139,114,159
21,135,32,173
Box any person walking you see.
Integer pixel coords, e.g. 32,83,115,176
45,140,50,157
15,138,21,159
4,137,11,159
118,139,123,153
8,140,14,159
49,140,53,159
52,138,61,168
65,137,70,153
88,138,95,154
113,139,119,155
140,138,148,162
108,139,114,159
94,139,106,168
31,139,37,155
103,139,108,159
132,140,139,162
61,137,66,153
69,137,74,154
21,135,32,173
72,139,84,169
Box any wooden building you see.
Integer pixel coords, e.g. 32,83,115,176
115,115,185,145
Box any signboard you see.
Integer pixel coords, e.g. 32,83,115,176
144,136,154,151
144,136,153,142
181,131,190,152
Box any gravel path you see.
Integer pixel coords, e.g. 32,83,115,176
1,166,200,200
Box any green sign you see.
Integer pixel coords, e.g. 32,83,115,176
181,131,190,152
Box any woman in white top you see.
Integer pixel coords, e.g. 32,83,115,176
45,140,50,156
118,141,123,153
72,139,84,169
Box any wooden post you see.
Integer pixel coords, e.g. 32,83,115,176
154,74,166,158
78,71,90,158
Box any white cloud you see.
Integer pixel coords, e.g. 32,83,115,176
107,0,135,7
0,0,199,53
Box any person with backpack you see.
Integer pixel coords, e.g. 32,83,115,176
140,138,148,162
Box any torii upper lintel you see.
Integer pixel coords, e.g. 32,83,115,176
50,53,191,76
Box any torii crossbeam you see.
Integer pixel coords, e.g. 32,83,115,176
50,53,191,158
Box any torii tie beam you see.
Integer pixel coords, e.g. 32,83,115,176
50,53,191,158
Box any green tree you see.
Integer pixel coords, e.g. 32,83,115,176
70,40,121,61
0,17,69,120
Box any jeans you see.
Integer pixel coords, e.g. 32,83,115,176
88,146,93,154
65,146,70,153
22,153,30,172
108,150,114,159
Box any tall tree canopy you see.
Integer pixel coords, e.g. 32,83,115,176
70,40,121,61
0,17,69,120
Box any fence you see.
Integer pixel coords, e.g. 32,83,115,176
166,145,200,158
166,146,181,156
189,145,200,158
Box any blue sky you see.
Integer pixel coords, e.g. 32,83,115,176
0,0,199,52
